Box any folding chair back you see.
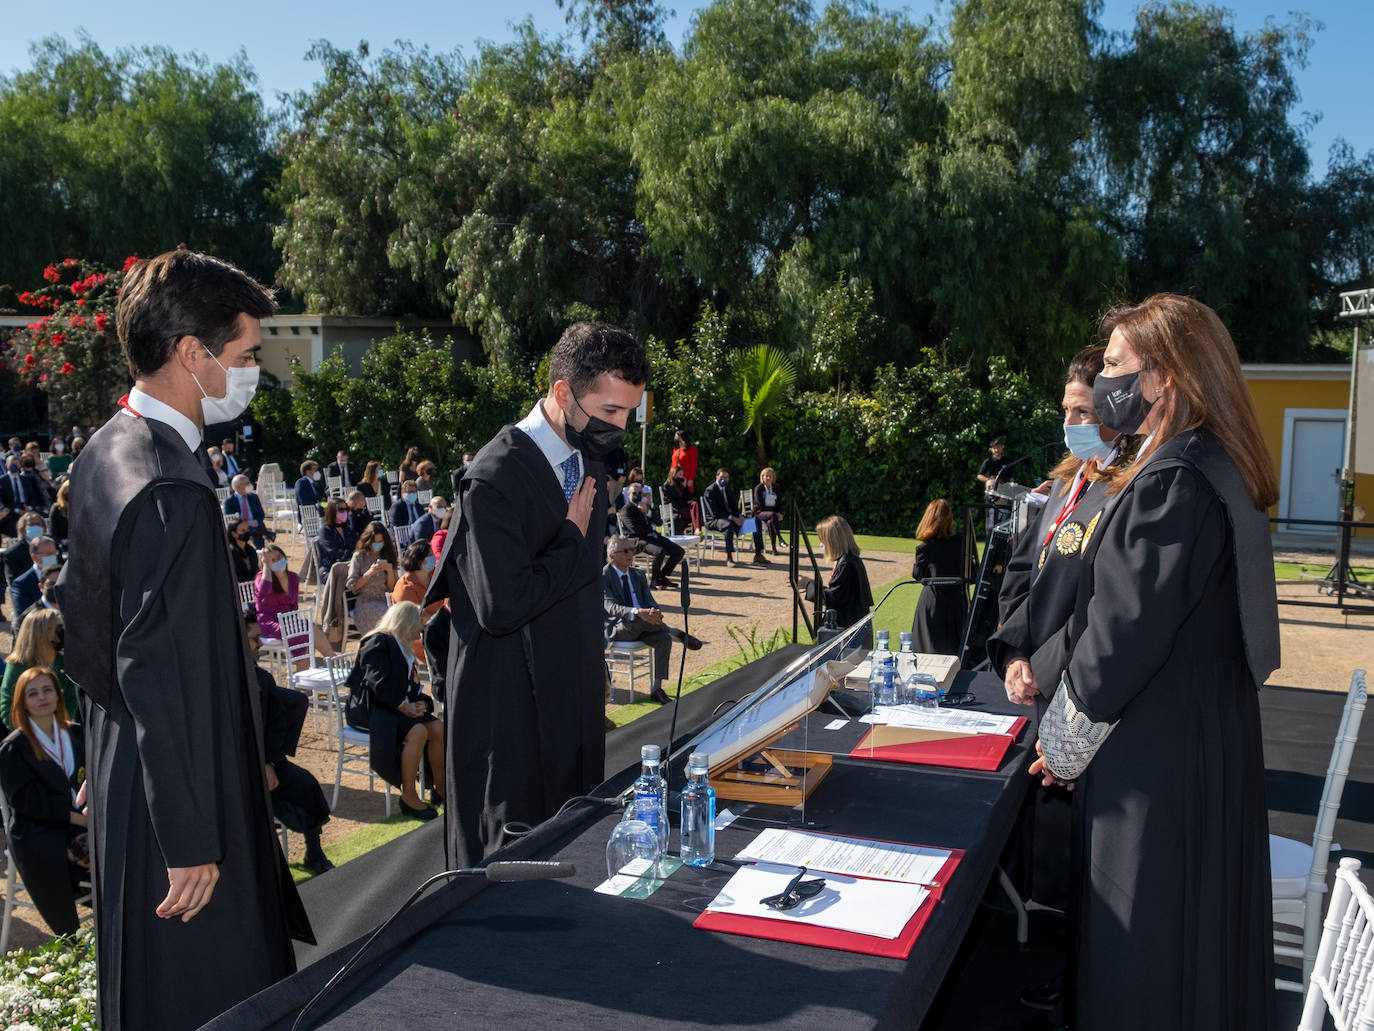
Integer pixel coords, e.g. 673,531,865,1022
1298,857,1374,1031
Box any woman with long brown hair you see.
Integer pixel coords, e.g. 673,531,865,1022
346,521,398,636
1030,294,1280,1030
909,499,967,654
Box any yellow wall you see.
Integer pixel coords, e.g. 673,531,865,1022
1245,375,1372,532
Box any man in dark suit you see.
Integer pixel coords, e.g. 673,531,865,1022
54,248,310,1030
9,535,57,636
325,450,359,490
390,479,423,528
616,483,684,589
219,437,242,479
602,536,700,704
0,456,47,536
410,495,447,544
703,468,766,566
3,513,46,585
222,474,275,546
15,560,61,631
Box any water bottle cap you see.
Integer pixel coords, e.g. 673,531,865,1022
641,744,661,761
688,752,709,771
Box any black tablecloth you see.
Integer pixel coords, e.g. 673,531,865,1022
208,663,1038,1031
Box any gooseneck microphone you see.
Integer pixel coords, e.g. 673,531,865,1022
291,861,577,1031
664,562,692,802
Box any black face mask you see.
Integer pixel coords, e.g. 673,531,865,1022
1093,370,1155,435
53,626,64,650
564,392,627,459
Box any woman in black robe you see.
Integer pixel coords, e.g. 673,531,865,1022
0,666,86,936
909,498,967,654
1033,294,1280,1031
345,601,444,820
806,515,873,648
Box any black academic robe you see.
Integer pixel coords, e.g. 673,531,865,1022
344,633,435,790
0,725,86,935
822,552,873,648
1059,428,1278,1031
910,535,967,654
256,667,331,835
54,410,310,1031
425,426,607,867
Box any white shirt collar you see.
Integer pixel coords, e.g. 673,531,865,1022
515,399,579,477
125,386,201,453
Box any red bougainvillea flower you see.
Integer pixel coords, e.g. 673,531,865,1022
42,265,59,282
122,255,140,272
24,353,36,367
50,333,67,347
70,281,86,296
69,315,86,328
60,363,75,375
62,258,78,267
75,299,84,307
94,312,109,331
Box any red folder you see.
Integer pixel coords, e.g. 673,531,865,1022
847,717,1027,772
693,849,963,958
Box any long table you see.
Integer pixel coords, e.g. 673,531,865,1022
208,656,1037,1031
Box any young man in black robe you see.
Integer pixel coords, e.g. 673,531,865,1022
426,322,648,867
54,249,312,1031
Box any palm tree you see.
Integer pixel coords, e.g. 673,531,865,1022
736,344,797,467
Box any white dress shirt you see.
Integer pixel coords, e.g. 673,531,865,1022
515,399,581,489
124,386,201,452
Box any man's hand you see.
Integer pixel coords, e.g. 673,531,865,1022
1004,658,1040,705
1028,739,1074,790
731,516,744,528
640,607,664,626
567,476,595,536
264,763,279,792
157,863,219,922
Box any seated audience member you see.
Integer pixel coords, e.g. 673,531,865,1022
602,537,701,705
15,561,61,631
317,498,358,581
4,513,46,588
344,601,444,819
226,518,261,584
800,515,873,649
294,460,322,517
243,614,333,875
346,523,398,636
449,453,474,500
399,447,423,485
22,447,53,496
753,467,784,555
2,437,20,462
68,436,85,460
661,468,701,532
389,480,424,528
47,481,71,548
10,535,58,636
430,508,452,560
392,541,443,662
206,447,230,488
219,437,242,479
45,439,72,480
411,496,447,544
325,450,358,490
254,545,336,662
703,468,766,566
617,484,684,590
223,474,275,547
415,461,437,493
344,490,372,536
911,498,967,655
1,455,48,533
670,429,698,492
358,461,389,502
0,666,88,935
1,609,79,732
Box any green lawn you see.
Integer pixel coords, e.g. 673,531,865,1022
289,810,430,883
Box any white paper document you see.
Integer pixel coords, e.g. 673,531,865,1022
734,828,951,886
860,706,1021,736
824,718,850,731
704,861,927,939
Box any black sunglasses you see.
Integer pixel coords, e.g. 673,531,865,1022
760,866,827,911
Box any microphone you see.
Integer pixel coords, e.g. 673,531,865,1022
479,861,576,882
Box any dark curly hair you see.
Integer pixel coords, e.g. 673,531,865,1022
548,322,649,395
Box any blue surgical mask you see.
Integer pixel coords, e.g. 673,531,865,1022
270,558,287,573
423,556,436,572
370,541,385,552
40,554,58,570
404,493,417,504
1063,423,1116,465
24,525,42,540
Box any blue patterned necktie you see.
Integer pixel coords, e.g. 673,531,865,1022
561,452,581,501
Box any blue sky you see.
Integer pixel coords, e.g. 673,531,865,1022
1,0,1368,176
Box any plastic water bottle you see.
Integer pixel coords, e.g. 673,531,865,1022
872,630,897,706
905,671,941,710
679,752,716,867
897,631,915,681
634,744,668,857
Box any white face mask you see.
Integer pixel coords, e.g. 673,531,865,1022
270,558,288,573
193,345,260,424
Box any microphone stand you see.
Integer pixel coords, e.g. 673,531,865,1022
290,862,576,1031
663,563,691,809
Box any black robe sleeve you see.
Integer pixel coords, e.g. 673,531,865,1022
257,666,307,766
114,483,234,868
359,635,409,711
1064,466,1226,724
0,733,74,828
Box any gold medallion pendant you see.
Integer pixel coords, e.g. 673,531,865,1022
1080,510,1102,554
1055,521,1086,556
1038,546,1048,569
